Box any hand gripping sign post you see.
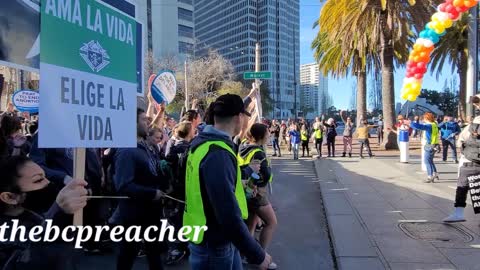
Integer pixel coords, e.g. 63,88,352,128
40,0,138,225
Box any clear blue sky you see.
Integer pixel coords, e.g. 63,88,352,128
299,0,455,110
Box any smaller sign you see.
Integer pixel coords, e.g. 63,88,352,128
244,71,272,80
467,173,480,214
151,71,177,104
12,89,39,113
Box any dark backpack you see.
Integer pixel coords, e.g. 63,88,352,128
463,124,480,163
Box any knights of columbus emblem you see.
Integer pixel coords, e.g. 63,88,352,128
80,40,110,72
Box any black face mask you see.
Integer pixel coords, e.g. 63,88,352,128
22,183,60,214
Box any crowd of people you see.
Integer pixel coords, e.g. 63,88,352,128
0,87,279,270
1,87,480,269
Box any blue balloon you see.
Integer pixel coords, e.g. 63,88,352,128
419,30,429,38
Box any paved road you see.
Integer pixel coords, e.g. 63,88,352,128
76,158,336,269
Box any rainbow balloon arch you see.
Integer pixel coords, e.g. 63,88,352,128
401,0,479,102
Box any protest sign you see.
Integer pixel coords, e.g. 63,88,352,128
39,0,138,148
12,89,39,113
151,71,177,104
467,173,480,214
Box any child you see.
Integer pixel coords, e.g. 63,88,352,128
300,124,309,157
289,124,301,160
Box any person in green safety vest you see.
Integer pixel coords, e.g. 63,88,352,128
184,94,272,270
300,124,310,157
239,123,278,269
311,117,324,158
407,112,440,183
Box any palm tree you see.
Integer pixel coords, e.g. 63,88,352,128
315,0,439,149
312,0,378,127
429,13,470,120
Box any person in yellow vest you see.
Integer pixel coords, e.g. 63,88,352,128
300,124,310,157
311,117,324,158
239,123,278,269
184,94,271,270
407,112,440,183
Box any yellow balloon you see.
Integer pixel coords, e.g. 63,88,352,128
407,95,417,102
411,82,421,92
443,18,453,28
433,25,445,35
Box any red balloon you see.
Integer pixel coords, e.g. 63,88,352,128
445,0,453,3
414,73,424,80
417,62,426,69
446,4,456,13
456,6,469,13
407,61,416,68
418,67,427,74
438,3,447,12
448,9,460,20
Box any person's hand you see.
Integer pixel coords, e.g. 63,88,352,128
56,178,88,214
12,134,27,147
191,99,199,109
248,88,258,98
258,253,272,270
156,102,166,113
147,88,155,104
249,159,262,173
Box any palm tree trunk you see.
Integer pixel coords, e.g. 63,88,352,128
458,49,468,121
356,71,367,127
380,12,398,150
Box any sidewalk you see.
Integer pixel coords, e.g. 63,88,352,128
314,151,480,270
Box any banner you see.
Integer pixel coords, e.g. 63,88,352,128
467,173,480,214
151,71,177,104
12,89,39,113
39,0,138,148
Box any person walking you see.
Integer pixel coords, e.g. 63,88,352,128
411,116,421,140
439,116,461,163
300,124,310,157
323,118,337,157
312,117,323,158
408,112,440,183
443,97,480,222
357,119,374,158
113,108,169,270
183,94,271,270
377,115,384,145
239,123,278,269
279,120,287,146
269,120,281,157
341,114,354,158
289,124,301,160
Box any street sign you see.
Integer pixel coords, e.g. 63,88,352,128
39,0,138,148
243,71,272,80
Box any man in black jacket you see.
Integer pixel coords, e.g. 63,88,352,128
112,108,168,270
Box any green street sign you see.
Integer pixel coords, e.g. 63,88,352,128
243,71,272,79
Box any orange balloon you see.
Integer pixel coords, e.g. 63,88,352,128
453,0,464,7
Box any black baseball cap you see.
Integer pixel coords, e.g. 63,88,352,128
213,94,251,117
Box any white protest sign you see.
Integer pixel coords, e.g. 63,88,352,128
39,0,138,148
12,90,39,113
151,70,177,104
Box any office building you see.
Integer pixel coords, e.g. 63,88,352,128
194,0,300,118
300,63,328,119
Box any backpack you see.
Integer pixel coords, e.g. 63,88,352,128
463,124,480,163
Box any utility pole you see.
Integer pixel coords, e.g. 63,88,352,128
184,60,189,110
255,42,263,122
293,25,297,120
466,5,478,118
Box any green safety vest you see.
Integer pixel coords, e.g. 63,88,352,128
314,128,323,139
430,122,440,144
183,141,248,244
301,130,308,141
238,147,273,183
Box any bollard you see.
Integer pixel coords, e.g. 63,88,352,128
399,130,410,163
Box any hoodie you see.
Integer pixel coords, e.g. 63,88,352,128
188,125,265,265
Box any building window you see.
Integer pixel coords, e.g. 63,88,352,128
178,25,193,38
178,8,193,22
179,41,193,54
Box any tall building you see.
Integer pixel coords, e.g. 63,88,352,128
136,0,195,59
300,63,328,119
194,0,300,119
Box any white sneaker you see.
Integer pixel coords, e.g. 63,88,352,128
443,207,466,223
268,261,278,270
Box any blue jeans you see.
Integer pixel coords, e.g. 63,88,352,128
292,143,299,159
442,139,457,162
271,137,280,155
189,243,242,270
424,146,437,177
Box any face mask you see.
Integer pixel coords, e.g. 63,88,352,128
22,183,60,214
